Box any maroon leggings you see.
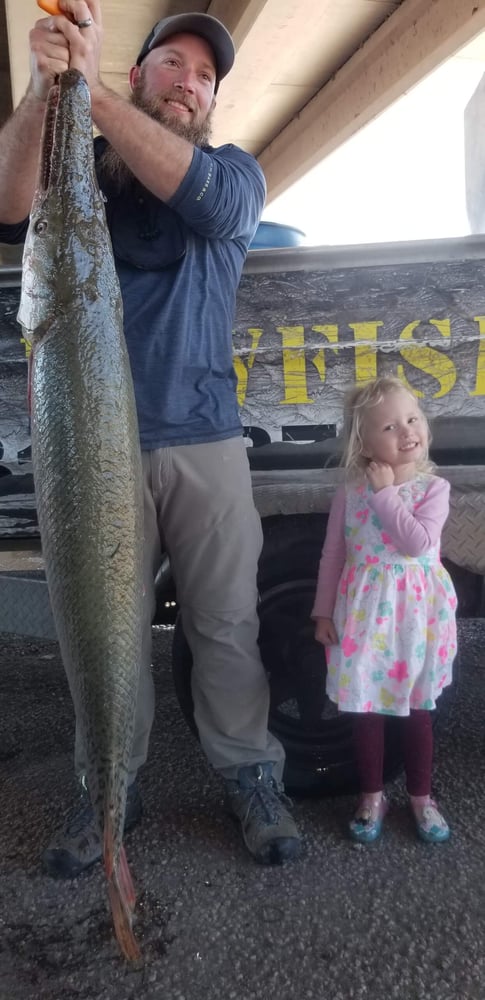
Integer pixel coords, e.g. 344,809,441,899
352,710,433,796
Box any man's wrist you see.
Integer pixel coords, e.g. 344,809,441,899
25,81,49,106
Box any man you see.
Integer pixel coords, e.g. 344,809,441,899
0,2,301,872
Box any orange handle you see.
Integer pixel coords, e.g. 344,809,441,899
37,0,63,15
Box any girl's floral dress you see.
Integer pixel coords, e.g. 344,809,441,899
325,476,457,715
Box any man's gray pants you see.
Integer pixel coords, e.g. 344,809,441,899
74,436,285,783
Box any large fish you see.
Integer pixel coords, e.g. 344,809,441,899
17,69,144,962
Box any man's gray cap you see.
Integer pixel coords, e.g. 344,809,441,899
136,13,235,90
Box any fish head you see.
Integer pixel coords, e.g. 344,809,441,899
18,69,110,343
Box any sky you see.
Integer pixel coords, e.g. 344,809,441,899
261,42,485,247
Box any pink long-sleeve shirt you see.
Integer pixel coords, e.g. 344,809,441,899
311,475,451,620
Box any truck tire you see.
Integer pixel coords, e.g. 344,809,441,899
171,513,407,796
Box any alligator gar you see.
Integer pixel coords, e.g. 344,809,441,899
17,69,144,962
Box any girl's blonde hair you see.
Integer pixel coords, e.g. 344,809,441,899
342,374,434,479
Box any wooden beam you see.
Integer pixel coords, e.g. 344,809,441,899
207,0,270,50
4,0,32,111
465,71,485,232
260,0,485,203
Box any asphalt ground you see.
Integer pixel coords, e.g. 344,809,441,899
1,620,485,1000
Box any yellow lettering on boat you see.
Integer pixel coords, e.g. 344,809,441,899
470,316,485,397
397,320,456,398
278,326,313,404
349,322,382,382
233,328,263,406
310,325,339,382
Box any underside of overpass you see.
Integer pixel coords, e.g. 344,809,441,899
1,0,485,205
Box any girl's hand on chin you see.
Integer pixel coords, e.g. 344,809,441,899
366,460,395,492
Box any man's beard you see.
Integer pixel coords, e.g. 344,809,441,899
98,78,213,193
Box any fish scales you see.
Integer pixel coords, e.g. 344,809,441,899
17,69,144,962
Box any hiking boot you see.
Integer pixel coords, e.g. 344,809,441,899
41,780,143,879
225,762,301,864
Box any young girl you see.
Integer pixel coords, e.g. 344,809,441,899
312,375,457,844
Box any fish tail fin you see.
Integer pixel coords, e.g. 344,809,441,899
107,862,141,963
105,823,141,962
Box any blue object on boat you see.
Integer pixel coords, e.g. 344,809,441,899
250,221,306,249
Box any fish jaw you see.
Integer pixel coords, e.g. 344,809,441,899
18,69,110,343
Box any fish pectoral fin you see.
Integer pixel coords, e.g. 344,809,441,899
107,849,141,963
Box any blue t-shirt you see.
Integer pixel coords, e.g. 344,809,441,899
0,138,266,449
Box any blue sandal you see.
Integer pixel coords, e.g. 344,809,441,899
412,800,450,844
349,797,388,844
